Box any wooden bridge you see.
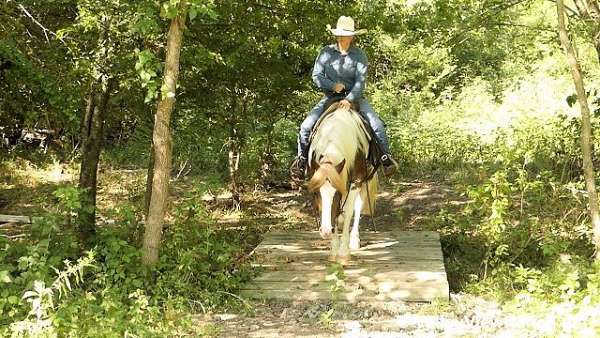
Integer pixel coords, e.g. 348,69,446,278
241,231,449,303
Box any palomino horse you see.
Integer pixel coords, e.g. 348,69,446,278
307,102,378,264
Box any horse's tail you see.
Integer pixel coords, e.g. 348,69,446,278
307,162,347,196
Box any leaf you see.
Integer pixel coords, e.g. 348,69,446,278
161,2,179,19
23,291,38,299
0,270,11,283
566,93,577,107
189,8,198,21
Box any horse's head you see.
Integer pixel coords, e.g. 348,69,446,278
307,157,346,238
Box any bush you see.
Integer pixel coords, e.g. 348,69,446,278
1,184,253,337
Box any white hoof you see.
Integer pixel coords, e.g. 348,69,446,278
320,226,332,239
349,235,360,250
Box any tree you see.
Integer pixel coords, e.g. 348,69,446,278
557,0,600,261
73,0,161,244
142,0,188,266
77,13,117,244
78,74,115,244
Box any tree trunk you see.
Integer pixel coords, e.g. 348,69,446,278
557,0,600,261
228,146,241,208
142,8,186,267
80,80,97,145
228,121,241,208
144,145,154,217
225,95,243,208
78,76,114,245
260,125,274,187
594,32,600,63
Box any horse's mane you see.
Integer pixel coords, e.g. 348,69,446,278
308,103,371,193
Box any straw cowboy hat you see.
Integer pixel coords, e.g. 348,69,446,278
327,16,367,36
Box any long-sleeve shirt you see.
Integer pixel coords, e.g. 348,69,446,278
311,43,368,103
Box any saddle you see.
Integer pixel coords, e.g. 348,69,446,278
308,100,384,169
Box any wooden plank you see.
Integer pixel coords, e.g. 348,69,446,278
253,249,444,261
245,231,449,303
257,237,443,250
255,243,444,253
0,215,32,224
252,260,446,271
258,239,440,248
244,279,447,293
253,269,447,283
263,231,440,242
265,230,440,238
240,284,449,302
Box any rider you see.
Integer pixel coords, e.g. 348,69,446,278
291,16,398,180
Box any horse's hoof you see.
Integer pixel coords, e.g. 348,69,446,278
337,256,351,266
349,237,360,250
320,228,333,239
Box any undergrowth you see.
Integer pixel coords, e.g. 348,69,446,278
387,70,600,335
0,183,254,337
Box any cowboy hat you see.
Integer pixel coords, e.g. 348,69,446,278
327,16,367,36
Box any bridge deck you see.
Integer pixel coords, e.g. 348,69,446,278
241,231,449,303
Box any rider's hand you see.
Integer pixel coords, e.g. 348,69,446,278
333,82,345,93
339,99,352,111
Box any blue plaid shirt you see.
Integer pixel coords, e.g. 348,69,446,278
311,43,368,103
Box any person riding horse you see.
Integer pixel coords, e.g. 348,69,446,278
291,16,398,180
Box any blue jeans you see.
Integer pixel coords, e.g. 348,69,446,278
297,96,391,158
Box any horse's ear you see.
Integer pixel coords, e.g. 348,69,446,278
335,159,346,173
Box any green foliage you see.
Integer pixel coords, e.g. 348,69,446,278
135,49,163,103
9,252,94,338
0,184,252,337
3,0,600,335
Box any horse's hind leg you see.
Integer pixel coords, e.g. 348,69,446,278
350,193,362,250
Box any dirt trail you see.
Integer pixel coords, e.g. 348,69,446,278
202,180,474,338
204,180,580,337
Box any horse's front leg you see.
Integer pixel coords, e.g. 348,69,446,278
329,215,341,262
350,193,362,250
338,188,359,264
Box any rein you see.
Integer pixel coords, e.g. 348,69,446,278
327,159,379,229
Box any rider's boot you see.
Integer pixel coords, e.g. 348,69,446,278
381,154,398,177
290,155,308,181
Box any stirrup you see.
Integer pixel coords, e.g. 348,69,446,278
381,154,398,176
290,156,307,181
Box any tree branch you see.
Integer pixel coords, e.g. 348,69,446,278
493,21,557,33
573,0,590,17
586,0,600,17
545,0,580,17
17,4,64,44
446,0,529,46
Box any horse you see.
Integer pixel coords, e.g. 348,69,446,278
307,101,378,264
